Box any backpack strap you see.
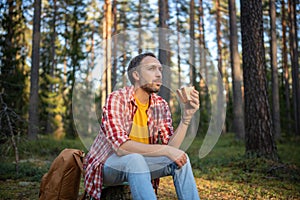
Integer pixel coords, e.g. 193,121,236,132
73,151,85,173
73,150,87,200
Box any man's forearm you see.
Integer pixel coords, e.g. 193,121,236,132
167,120,189,148
116,140,170,157
116,138,188,167
117,120,189,156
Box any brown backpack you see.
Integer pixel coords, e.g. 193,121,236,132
39,148,85,200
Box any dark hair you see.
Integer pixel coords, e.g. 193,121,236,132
127,52,156,84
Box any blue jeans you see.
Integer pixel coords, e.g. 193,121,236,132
103,153,200,200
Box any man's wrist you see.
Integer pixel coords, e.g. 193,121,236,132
181,118,190,125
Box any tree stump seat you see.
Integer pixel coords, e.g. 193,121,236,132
100,183,131,200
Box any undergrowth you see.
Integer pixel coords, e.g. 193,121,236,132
187,133,300,199
0,133,299,199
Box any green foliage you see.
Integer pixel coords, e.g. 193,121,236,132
0,136,85,182
0,0,299,197
0,134,299,199
0,162,47,182
187,133,300,199
1,135,86,159
0,1,30,139
0,136,86,199
0,136,87,199
37,0,90,138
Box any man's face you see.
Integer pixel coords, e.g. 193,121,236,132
136,56,163,93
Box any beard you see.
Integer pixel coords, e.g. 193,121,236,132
140,83,161,93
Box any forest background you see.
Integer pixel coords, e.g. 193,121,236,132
0,0,300,199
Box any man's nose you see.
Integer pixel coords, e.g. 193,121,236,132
155,68,162,77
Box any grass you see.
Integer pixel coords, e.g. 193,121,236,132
0,133,299,199
185,134,300,199
0,136,86,199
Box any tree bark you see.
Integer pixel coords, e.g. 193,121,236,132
101,0,112,107
198,0,209,113
228,0,245,140
158,0,170,102
216,0,222,78
120,4,128,87
28,0,41,140
216,0,226,133
176,0,181,88
46,0,57,134
189,0,196,86
112,0,118,88
281,0,292,134
269,0,281,138
240,0,278,160
138,0,143,54
288,0,300,136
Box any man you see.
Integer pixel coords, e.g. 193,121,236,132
84,52,200,200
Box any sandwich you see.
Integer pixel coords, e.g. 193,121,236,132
176,86,194,103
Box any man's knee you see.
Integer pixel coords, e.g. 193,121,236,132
125,153,149,173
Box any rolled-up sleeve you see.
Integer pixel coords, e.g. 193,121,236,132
159,101,174,144
101,93,131,151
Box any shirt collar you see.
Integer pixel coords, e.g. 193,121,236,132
127,86,136,103
127,86,157,108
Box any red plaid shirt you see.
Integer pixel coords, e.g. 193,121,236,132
84,86,174,199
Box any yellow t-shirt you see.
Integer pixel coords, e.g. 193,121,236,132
129,97,149,144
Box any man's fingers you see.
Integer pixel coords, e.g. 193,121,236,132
175,153,187,168
191,89,199,96
189,100,199,109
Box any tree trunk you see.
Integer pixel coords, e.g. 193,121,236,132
216,0,226,133
28,0,41,140
240,0,278,161
216,0,222,78
138,0,143,54
189,0,196,86
121,5,128,87
288,0,300,136
269,0,281,138
176,0,181,88
158,0,170,102
281,0,292,134
101,0,112,107
101,185,131,200
112,0,118,88
228,0,245,140
198,0,209,113
46,0,57,134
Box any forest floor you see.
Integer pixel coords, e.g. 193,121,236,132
0,133,299,199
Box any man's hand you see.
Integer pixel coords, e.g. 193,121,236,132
168,87,199,148
166,145,187,168
181,87,200,125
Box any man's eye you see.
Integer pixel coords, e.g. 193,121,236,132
147,66,162,71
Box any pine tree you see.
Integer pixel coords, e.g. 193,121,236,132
0,0,29,137
240,0,278,160
229,0,245,139
28,0,42,140
269,0,281,138
281,0,292,134
61,0,88,137
288,0,300,136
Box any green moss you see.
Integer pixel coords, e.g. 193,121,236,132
0,133,299,199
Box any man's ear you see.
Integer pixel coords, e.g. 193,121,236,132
132,71,140,81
